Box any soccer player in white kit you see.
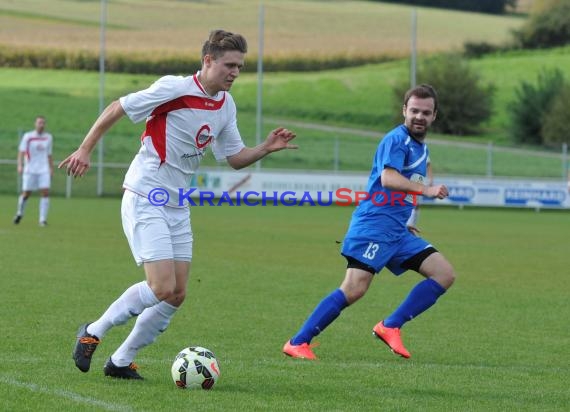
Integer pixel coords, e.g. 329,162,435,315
60,30,297,379
14,116,53,226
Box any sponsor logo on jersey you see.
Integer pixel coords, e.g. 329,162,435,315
195,124,213,148
181,153,202,159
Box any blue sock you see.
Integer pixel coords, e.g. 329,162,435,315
383,278,446,328
291,289,348,345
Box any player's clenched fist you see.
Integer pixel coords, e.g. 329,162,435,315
423,184,448,199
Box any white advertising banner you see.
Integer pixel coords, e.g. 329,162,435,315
184,169,570,209
421,177,570,209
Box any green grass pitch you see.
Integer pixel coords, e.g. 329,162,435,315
0,194,568,411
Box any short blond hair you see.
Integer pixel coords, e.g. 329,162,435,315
201,30,247,60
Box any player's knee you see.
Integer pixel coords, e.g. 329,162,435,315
150,283,176,301
447,267,457,288
437,262,456,289
168,289,186,307
340,270,373,304
341,283,367,304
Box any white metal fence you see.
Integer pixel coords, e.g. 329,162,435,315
2,126,568,198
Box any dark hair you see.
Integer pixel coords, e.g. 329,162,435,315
404,84,438,112
201,29,248,60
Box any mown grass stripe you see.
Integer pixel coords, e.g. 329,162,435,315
0,375,135,412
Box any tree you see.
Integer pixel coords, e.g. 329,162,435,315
513,0,570,48
510,69,565,145
541,85,570,148
372,0,516,14
392,55,495,135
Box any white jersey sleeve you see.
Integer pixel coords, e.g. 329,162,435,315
211,95,245,161
119,75,187,123
18,133,29,152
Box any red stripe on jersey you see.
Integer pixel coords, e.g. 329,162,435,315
26,137,49,160
143,114,168,164
151,94,226,116
142,93,226,165
193,74,207,95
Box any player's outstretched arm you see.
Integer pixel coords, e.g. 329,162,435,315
58,100,125,177
226,127,297,170
381,167,448,199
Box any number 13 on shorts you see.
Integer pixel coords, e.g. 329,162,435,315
363,242,379,259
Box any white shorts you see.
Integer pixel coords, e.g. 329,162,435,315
22,173,50,191
121,190,193,265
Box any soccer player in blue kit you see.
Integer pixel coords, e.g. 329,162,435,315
283,84,455,360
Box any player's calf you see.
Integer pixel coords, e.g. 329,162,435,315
419,252,456,290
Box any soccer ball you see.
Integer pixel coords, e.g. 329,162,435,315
171,346,220,390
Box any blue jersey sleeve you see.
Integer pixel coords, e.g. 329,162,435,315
376,134,406,173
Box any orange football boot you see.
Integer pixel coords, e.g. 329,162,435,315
372,321,411,359
282,340,319,360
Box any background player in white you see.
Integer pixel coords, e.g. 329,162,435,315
60,30,297,379
14,116,53,226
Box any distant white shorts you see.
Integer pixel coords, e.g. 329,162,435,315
22,173,50,191
121,190,193,265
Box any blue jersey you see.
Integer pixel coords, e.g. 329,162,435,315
345,124,429,240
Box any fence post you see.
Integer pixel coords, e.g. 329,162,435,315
255,3,264,172
96,0,107,196
410,8,417,88
66,174,72,198
486,141,493,177
562,142,568,180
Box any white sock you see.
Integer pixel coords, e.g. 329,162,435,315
39,197,50,222
111,301,178,367
17,195,27,216
87,281,160,339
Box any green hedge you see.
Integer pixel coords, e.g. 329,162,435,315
510,68,566,145
542,85,570,148
0,46,395,74
513,0,570,49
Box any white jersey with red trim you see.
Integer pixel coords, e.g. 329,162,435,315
120,73,245,207
18,131,53,174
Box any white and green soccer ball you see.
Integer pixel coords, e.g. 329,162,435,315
171,346,220,390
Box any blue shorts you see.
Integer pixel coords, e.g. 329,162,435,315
341,232,435,275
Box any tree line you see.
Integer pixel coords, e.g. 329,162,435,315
371,0,517,14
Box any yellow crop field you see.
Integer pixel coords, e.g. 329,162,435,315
0,0,525,59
